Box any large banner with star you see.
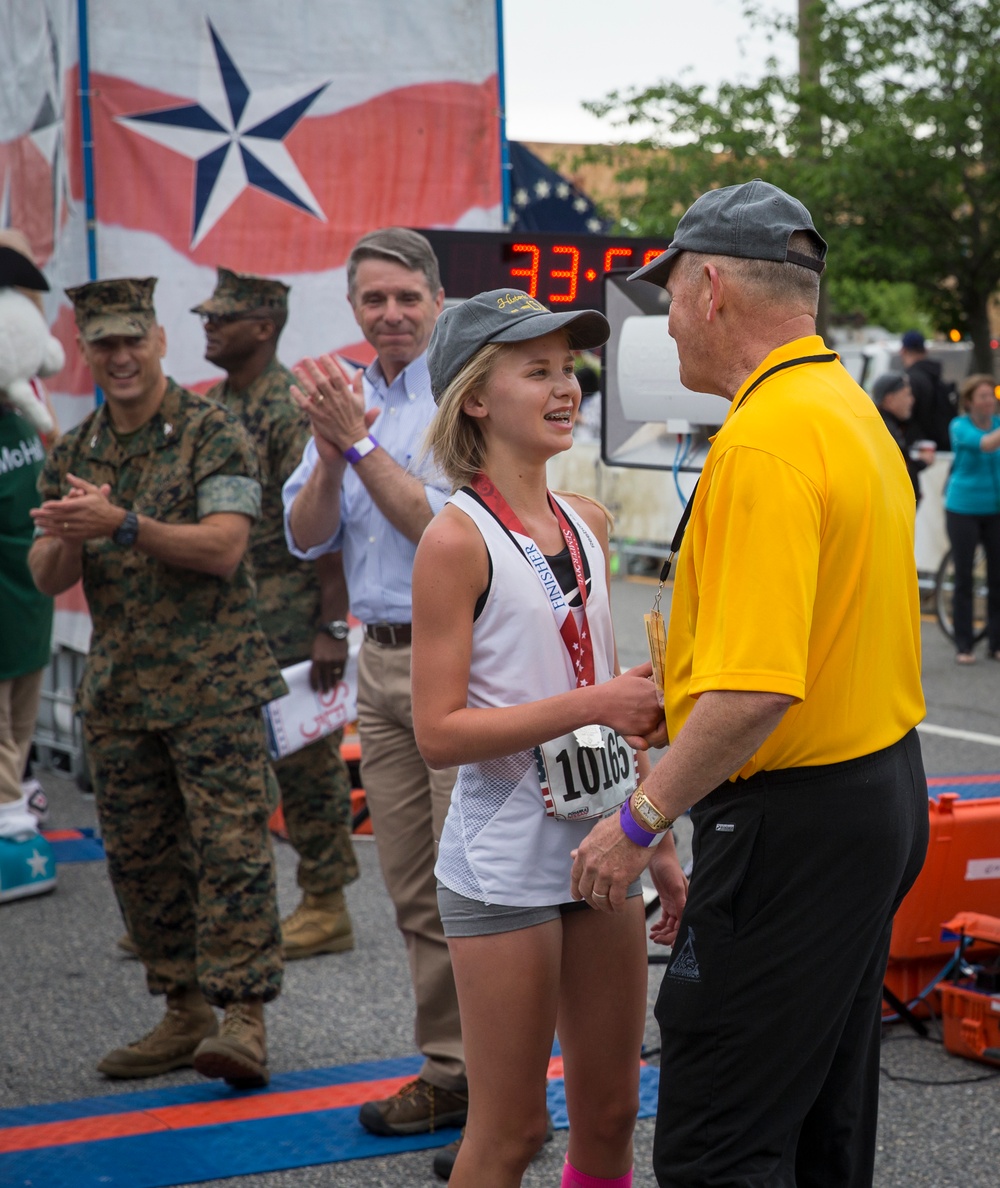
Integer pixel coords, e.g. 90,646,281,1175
0,0,502,434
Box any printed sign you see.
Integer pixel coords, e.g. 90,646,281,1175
262,652,358,761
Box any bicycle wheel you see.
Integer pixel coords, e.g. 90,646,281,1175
934,546,989,643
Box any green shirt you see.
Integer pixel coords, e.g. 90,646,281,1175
0,405,53,679
38,380,286,728
208,358,324,666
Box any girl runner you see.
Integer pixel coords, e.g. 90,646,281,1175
412,289,688,1188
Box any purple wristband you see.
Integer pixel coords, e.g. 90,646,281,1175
344,434,379,465
619,796,662,847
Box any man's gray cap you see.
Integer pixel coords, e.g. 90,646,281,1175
427,288,609,402
628,178,828,288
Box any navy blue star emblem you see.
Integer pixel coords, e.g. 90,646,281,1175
117,21,328,247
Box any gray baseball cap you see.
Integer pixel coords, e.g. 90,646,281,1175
427,288,609,402
628,178,827,288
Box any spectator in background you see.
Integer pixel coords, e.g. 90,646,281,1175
873,372,935,505
29,278,285,1087
944,373,1000,664
899,329,956,450
193,268,358,960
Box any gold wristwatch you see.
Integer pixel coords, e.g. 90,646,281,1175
629,785,675,833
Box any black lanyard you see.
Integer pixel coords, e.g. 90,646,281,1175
657,353,837,583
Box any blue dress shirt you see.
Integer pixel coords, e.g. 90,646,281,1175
282,352,449,625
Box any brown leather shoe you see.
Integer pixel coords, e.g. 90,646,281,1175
97,986,217,1078
359,1077,468,1136
281,890,354,959
193,1000,269,1088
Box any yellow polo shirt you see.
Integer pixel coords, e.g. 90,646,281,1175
664,336,925,777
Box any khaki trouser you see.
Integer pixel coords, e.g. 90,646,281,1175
0,669,44,804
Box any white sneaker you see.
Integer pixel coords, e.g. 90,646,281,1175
21,778,49,825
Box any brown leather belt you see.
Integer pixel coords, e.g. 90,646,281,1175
364,622,412,647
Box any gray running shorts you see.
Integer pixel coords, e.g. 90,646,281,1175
437,880,643,938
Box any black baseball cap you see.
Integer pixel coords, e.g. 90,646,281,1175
0,245,49,291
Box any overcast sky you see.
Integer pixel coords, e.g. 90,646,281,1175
502,0,799,143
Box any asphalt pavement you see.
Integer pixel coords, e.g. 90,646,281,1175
2,573,999,1187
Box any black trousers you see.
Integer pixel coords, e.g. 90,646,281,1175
945,509,1000,653
653,730,928,1188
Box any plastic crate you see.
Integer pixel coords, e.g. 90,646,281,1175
939,982,1000,1066
890,793,1000,963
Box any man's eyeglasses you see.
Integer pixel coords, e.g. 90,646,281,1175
198,312,273,327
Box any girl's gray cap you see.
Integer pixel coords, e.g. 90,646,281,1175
427,288,610,402
628,178,828,288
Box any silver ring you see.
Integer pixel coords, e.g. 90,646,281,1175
592,891,609,899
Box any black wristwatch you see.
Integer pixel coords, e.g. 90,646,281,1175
322,619,350,640
112,510,139,547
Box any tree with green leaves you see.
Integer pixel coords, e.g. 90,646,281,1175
583,0,1000,371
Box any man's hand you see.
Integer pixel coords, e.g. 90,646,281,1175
310,630,348,694
30,474,122,543
570,812,652,912
291,354,373,467
647,839,688,947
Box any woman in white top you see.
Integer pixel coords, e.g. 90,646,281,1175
412,289,688,1188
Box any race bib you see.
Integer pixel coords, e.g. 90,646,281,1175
534,725,637,821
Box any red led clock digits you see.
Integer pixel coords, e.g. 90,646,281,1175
604,247,632,271
497,238,668,306
510,243,540,297
549,245,580,304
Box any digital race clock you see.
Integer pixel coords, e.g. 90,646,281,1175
415,229,671,312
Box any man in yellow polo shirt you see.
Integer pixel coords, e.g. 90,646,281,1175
572,179,928,1187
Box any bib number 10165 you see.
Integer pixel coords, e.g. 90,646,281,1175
535,726,636,821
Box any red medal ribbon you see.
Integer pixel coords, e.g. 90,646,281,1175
471,473,595,688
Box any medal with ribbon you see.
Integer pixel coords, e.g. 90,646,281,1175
470,473,636,819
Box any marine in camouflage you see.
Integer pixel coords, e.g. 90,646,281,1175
206,351,358,897
40,354,285,1003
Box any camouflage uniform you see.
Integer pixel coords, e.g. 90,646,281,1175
39,347,287,1005
197,271,357,898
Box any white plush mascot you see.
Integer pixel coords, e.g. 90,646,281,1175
0,239,64,436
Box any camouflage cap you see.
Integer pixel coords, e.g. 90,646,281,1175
191,267,289,316
66,277,158,342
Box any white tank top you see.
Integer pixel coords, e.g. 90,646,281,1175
434,488,619,906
